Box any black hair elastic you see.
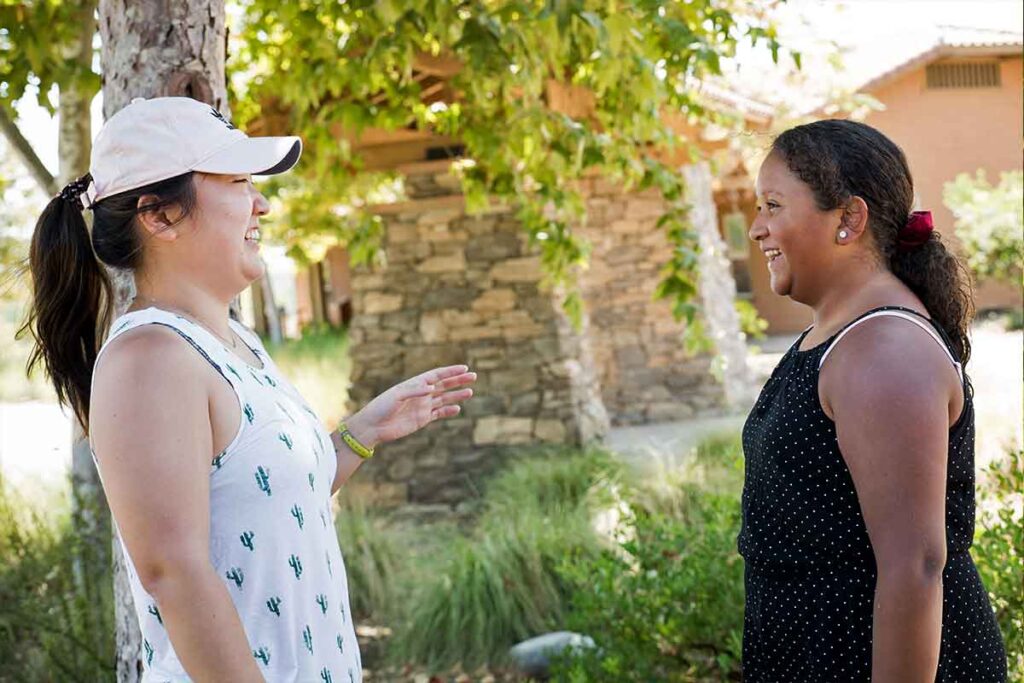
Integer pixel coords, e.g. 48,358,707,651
58,173,93,211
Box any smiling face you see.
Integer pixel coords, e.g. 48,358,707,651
751,153,842,303
140,172,270,300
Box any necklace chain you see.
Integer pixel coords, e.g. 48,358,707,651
131,294,238,350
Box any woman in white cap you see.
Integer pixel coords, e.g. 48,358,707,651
21,96,476,682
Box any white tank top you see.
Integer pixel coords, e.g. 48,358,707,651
91,307,361,683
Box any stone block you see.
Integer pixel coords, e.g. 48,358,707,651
417,253,467,273
388,223,419,244
473,415,533,445
489,369,539,393
387,457,417,480
420,313,448,343
503,323,547,341
362,292,403,314
604,245,648,266
496,310,536,327
610,219,644,234
461,216,497,235
352,273,387,291
422,287,479,311
646,402,694,422
388,242,432,264
381,310,419,333
534,419,568,442
626,197,667,220
509,391,541,415
466,232,522,261
449,326,503,342
416,207,463,227
491,256,543,283
464,394,505,417
470,288,517,313
614,345,646,368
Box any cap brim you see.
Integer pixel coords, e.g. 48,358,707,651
193,136,302,176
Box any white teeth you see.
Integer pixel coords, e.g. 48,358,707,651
245,228,261,242
765,248,782,261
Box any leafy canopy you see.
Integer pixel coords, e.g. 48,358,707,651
0,1,99,116
230,0,793,328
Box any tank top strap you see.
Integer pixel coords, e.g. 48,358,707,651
818,305,963,382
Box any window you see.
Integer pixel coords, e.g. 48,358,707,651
926,62,1001,89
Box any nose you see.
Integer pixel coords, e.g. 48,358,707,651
253,189,270,217
749,209,768,242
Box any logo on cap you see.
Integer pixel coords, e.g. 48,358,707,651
209,107,237,130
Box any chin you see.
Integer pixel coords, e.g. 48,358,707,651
242,268,265,285
769,275,792,298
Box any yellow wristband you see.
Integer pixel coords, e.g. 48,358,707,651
338,421,374,459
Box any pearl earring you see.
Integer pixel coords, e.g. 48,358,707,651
838,230,848,240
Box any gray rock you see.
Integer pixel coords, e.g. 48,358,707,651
509,631,596,679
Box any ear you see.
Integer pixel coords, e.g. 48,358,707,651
136,194,179,241
837,196,869,245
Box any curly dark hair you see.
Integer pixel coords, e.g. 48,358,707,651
771,119,973,365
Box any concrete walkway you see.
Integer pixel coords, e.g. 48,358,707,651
602,335,793,474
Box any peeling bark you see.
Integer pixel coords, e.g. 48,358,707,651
97,2,228,679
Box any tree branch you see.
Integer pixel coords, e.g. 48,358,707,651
0,105,58,196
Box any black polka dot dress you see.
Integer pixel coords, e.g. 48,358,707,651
737,306,1007,682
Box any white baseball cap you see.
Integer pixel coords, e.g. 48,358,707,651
88,96,302,204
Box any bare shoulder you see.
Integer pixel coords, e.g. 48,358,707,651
819,314,958,418
91,325,211,434
94,324,207,389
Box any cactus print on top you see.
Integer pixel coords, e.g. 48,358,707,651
91,308,361,682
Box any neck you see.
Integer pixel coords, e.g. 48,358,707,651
808,260,894,332
132,269,234,341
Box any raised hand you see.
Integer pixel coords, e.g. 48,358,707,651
347,364,477,447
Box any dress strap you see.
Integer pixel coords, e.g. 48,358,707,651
818,308,963,382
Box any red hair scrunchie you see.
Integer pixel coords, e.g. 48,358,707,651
897,210,934,251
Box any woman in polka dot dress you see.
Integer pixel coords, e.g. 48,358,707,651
738,120,1007,682
21,97,475,681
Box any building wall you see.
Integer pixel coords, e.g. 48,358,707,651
578,179,730,422
345,173,610,504
863,54,1023,310
343,163,736,504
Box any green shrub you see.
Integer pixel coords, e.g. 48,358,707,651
735,299,768,340
482,445,623,518
552,489,745,682
974,447,1023,681
387,446,620,670
0,479,114,682
333,493,402,621
944,170,1024,287
265,324,350,426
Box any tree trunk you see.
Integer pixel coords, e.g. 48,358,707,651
682,161,756,408
97,2,228,678
58,0,109,666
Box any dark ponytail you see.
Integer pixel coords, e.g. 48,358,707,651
18,172,197,433
771,119,974,365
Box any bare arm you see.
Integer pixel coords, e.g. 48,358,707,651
820,320,961,682
328,365,476,495
90,328,263,682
